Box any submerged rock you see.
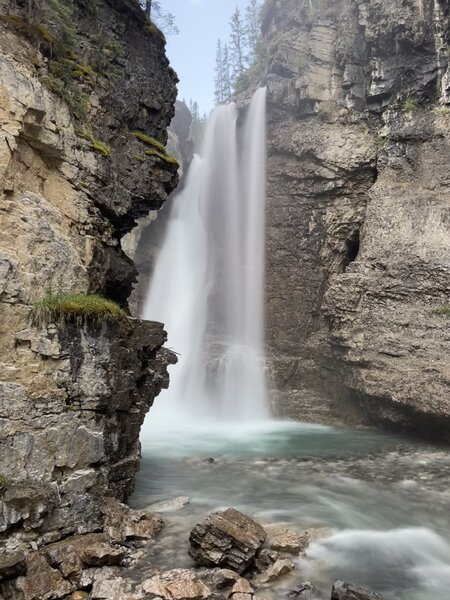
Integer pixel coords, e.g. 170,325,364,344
148,496,191,513
331,581,385,600
288,582,323,599
189,508,266,573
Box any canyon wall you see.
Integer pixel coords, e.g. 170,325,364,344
0,0,178,594
257,0,450,438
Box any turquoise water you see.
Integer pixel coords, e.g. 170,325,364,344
131,421,450,600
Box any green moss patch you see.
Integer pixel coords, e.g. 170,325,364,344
432,305,450,317
144,149,180,167
130,131,167,152
75,129,111,157
131,131,179,168
403,98,418,113
33,293,127,324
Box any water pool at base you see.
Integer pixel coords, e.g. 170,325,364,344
130,421,450,600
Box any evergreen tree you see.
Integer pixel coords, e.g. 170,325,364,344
222,44,232,103
229,7,246,84
214,39,225,105
189,99,206,149
139,0,179,35
244,0,261,63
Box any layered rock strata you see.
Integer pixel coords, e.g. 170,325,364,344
0,0,178,593
256,0,450,438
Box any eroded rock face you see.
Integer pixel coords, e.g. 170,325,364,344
253,0,450,438
0,0,178,590
189,509,267,574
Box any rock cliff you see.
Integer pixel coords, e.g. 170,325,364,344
256,0,450,438
0,0,178,592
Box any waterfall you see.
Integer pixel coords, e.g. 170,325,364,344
142,88,269,425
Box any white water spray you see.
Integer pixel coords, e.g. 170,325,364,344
142,88,269,425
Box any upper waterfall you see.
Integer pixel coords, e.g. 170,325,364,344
143,87,269,424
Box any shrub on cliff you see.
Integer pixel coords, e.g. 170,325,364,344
32,293,127,325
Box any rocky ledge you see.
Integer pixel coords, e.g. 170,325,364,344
0,0,179,594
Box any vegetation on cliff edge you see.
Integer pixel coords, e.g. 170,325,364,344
32,293,127,324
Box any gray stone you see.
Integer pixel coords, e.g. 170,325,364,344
331,581,385,600
189,509,266,573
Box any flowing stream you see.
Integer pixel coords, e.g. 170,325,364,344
132,424,450,600
134,90,450,599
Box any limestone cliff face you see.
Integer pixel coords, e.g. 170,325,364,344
257,0,450,437
0,0,178,579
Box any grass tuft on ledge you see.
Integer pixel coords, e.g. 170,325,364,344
32,293,127,325
131,131,179,168
144,149,180,167
75,129,111,157
130,131,167,153
431,305,450,317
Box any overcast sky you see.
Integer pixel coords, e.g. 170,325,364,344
162,0,250,115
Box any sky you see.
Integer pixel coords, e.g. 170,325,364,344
161,0,250,115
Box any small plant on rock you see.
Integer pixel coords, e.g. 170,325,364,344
403,98,418,113
432,305,450,317
32,293,127,326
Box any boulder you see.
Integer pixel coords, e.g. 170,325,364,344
44,533,125,574
189,508,266,573
197,568,240,589
269,531,309,555
0,551,27,581
17,553,73,600
229,577,253,596
102,499,164,542
254,558,294,584
142,569,213,600
254,548,281,572
288,582,323,599
331,581,385,600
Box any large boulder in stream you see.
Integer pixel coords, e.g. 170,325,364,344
331,581,385,600
188,508,266,573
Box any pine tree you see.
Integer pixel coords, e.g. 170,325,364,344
139,0,179,35
214,39,225,105
244,0,261,63
222,44,232,103
229,7,246,85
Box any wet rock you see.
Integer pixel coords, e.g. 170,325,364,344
148,497,191,513
204,458,215,464
142,569,212,600
269,531,309,555
254,548,281,572
91,575,132,599
331,581,385,600
197,568,240,589
255,558,295,584
103,500,164,542
288,582,323,599
0,551,26,581
17,553,73,600
44,533,125,573
189,508,266,573
230,577,253,595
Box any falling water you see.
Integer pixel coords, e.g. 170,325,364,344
142,88,269,424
